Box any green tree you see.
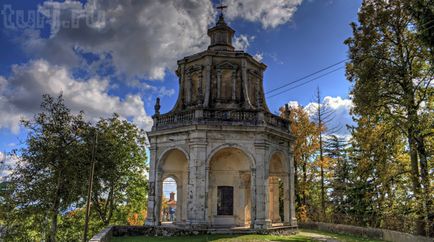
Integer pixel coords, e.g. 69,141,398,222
345,0,433,235
409,0,434,59
90,114,148,227
1,94,88,241
0,95,148,241
325,135,351,224
347,116,412,231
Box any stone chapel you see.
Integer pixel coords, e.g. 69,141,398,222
145,11,297,230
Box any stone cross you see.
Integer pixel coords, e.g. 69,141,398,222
217,1,227,17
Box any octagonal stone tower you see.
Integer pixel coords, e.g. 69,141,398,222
146,13,297,230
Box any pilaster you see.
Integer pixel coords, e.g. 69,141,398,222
253,140,271,229
145,141,158,226
187,131,208,228
203,57,212,107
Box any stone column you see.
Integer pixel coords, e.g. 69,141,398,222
154,171,163,225
270,176,281,223
250,167,256,229
241,59,253,109
145,142,158,226
283,174,291,225
198,67,204,105
289,151,297,226
176,183,182,223
253,141,271,229
186,131,208,228
203,57,212,107
186,73,192,105
217,70,222,100
232,70,237,101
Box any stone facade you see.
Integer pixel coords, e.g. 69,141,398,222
145,14,297,230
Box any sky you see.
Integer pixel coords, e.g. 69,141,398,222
0,0,361,181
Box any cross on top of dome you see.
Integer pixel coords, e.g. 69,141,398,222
216,1,227,18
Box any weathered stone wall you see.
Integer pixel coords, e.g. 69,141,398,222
89,225,298,241
89,226,113,242
299,222,433,242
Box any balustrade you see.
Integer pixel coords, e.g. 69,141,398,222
153,109,289,131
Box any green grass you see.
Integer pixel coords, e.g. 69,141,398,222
111,229,385,242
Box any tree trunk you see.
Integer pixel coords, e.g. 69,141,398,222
48,174,62,242
408,127,425,236
294,156,300,207
319,133,325,221
415,134,432,236
302,157,307,207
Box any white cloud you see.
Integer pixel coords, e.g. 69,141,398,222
253,53,263,62
287,101,300,109
19,0,305,81
0,59,153,133
287,96,354,137
0,152,18,180
224,0,303,29
22,0,215,80
233,34,254,51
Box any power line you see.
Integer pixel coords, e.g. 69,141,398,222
264,18,434,99
265,59,348,95
267,66,345,99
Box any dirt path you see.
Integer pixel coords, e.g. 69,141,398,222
298,231,341,242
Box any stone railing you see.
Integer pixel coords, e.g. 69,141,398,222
153,109,289,132
264,112,289,130
203,109,258,123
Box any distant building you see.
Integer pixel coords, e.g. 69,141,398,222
146,10,296,229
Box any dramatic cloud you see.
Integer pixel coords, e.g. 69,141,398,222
18,0,305,81
224,0,303,28
289,96,354,137
22,0,214,80
0,0,308,133
0,59,153,132
233,34,254,51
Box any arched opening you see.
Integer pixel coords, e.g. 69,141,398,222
268,152,288,226
207,147,253,227
161,177,177,223
157,149,188,224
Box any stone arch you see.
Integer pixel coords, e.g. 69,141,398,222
157,147,189,168
206,144,256,170
207,145,254,227
156,148,188,224
267,150,289,175
267,150,290,225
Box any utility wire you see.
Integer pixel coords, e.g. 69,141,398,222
265,59,348,95
267,66,345,99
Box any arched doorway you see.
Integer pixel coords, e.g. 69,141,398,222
161,177,177,223
207,147,253,227
268,152,288,225
157,149,188,224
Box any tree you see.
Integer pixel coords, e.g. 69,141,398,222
345,0,433,235
3,94,88,242
283,104,320,221
0,95,149,241
90,114,148,226
311,88,340,221
409,0,434,60
347,115,414,231
325,135,351,223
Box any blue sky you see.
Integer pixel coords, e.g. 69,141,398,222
0,0,361,175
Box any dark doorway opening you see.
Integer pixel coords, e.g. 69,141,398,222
217,186,233,215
